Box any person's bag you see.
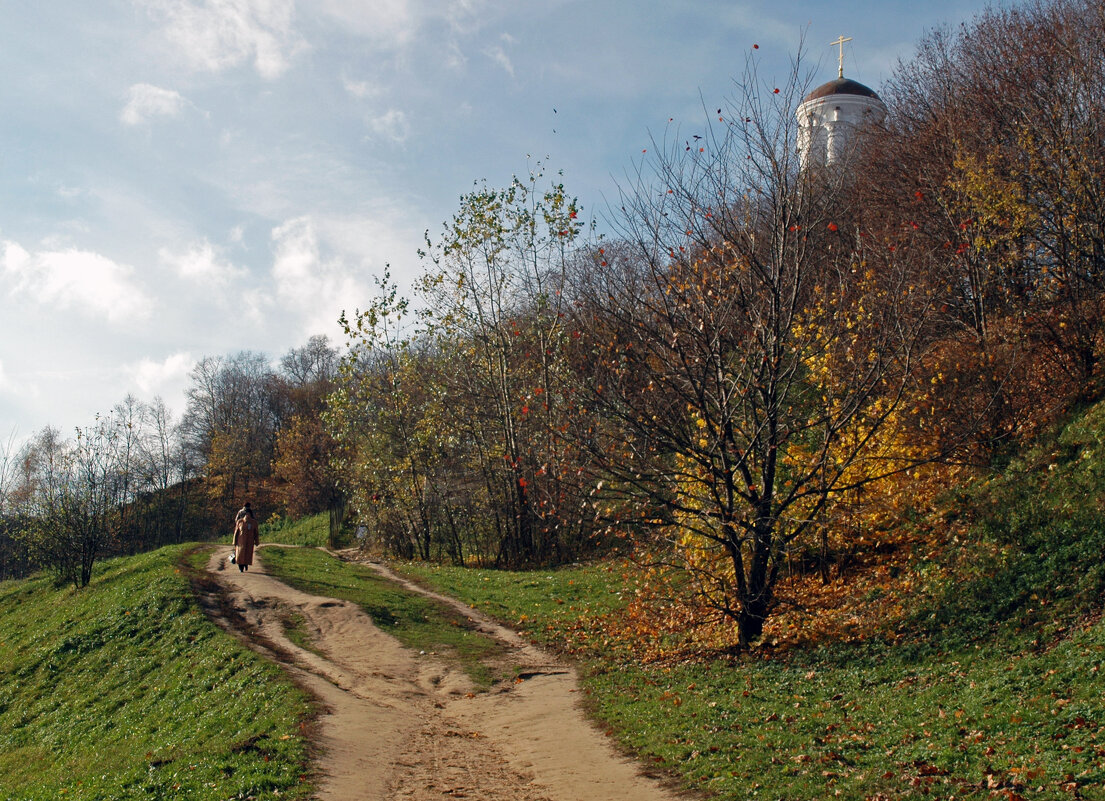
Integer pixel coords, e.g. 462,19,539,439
230,552,236,564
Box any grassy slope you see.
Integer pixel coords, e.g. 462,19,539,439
259,511,330,547
0,545,313,801
394,402,1105,800
0,515,507,800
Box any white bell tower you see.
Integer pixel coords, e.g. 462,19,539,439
796,36,886,170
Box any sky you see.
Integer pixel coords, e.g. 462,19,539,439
0,0,993,442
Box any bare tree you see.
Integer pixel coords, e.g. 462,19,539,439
280,334,338,389
181,351,279,504
0,429,31,580
0,429,19,518
15,418,137,588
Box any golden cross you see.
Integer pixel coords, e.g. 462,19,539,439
830,34,853,78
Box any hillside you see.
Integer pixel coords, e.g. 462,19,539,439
0,545,314,800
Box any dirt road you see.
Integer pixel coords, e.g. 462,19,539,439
203,546,687,800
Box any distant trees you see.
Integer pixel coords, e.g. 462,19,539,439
0,332,347,586
12,408,170,588
0,432,25,579
173,341,341,520
181,351,280,507
271,335,341,518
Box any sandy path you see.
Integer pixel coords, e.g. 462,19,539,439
203,546,688,801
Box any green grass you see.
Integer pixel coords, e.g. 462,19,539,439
260,547,508,688
0,545,314,801
274,606,325,659
259,512,330,546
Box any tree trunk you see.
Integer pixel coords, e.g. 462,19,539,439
737,596,769,647
737,523,774,647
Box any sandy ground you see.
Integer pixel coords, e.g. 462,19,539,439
202,546,689,801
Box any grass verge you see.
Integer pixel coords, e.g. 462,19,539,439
260,547,508,688
0,545,314,801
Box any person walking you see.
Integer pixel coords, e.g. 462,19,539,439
233,502,259,572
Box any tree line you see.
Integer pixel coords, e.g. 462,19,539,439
0,337,341,586
2,0,1102,647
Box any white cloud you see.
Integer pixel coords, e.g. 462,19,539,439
126,351,196,396
313,0,416,45
272,217,317,285
159,239,246,285
1,241,152,324
369,109,410,143
444,40,467,70
342,74,379,99
0,365,40,404
270,216,372,336
483,43,514,76
121,83,188,125
443,0,491,36
481,32,514,76
138,0,303,79
312,0,492,53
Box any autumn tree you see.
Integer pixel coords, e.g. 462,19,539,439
328,273,453,559
572,53,934,646
415,167,592,566
861,0,1105,441
271,335,341,518
181,351,279,507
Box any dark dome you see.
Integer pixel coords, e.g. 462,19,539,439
802,77,880,103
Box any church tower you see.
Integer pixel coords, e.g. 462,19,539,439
796,36,886,170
